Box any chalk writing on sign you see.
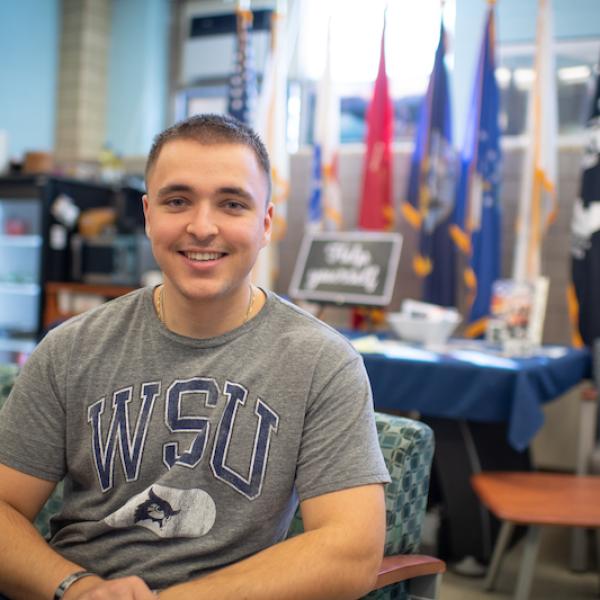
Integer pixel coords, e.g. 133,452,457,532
289,232,403,307
305,243,380,293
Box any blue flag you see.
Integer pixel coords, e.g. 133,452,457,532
402,23,457,307
308,145,324,226
450,7,502,337
227,9,257,125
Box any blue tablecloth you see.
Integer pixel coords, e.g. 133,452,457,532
353,337,592,451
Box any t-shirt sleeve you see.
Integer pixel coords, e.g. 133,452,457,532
0,331,68,481
294,353,391,501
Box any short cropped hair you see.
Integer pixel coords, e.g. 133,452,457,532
145,113,272,203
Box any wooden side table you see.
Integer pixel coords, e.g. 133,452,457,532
472,471,600,600
44,282,137,329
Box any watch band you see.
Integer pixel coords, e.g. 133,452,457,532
54,570,96,599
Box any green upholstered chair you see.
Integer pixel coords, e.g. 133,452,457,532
0,364,18,407
288,412,445,600
0,366,444,598
0,364,63,538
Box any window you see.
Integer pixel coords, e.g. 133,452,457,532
497,38,600,136
293,0,456,144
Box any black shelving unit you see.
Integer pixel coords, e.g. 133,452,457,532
0,175,115,364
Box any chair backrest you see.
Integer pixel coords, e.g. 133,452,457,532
368,413,435,600
376,413,434,557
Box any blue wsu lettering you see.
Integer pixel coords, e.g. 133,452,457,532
87,377,279,499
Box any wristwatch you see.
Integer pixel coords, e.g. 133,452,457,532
54,570,96,599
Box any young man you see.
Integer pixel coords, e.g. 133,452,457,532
0,114,389,600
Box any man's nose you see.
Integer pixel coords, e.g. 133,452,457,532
186,204,219,239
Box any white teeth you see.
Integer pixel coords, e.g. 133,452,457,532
185,251,222,262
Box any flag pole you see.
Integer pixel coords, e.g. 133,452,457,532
512,0,557,282
236,0,252,28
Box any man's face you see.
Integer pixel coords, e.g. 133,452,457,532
143,139,272,305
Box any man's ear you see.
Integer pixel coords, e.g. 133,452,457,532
142,194,150,237
261,203,274,248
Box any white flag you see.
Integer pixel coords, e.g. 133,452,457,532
512,0,558,281
307,20,342,232
253,3,292,289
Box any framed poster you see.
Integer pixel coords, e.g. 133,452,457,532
289,231,402,307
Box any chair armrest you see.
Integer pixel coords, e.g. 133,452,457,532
375,554,446,589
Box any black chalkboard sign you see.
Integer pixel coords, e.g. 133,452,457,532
289,231,402,306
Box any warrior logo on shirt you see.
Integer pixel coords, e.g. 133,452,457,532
87,377,279,500
134,487,181,528
104,483,217,538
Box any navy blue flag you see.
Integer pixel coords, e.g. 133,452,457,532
227,9,257,124
450,7,502,337
401,23,457,307
571,56,600,347
308,145,323,226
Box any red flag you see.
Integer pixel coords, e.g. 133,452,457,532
353,20,394,330
358,22,394,230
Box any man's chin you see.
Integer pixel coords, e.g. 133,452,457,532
169,283,232,303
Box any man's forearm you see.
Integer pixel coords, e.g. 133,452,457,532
0,500,87,600
159,524,381,600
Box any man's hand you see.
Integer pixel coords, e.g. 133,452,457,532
63,575,156,600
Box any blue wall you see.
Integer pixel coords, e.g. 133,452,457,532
106,0,169,157
0,0,59,160
0,0,168,163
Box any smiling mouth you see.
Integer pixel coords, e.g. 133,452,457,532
182,251,225,262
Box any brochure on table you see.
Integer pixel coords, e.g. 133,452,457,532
485,277,550,356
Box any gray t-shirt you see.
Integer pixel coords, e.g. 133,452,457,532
0,288,389,590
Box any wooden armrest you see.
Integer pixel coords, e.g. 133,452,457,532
375,554,446,589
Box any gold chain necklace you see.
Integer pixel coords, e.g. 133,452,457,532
155,284,256,327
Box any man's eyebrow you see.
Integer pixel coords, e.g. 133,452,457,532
156,183,195,198
217,186,254,201
155,184,255,201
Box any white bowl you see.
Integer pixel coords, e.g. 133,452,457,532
387,312,461,346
